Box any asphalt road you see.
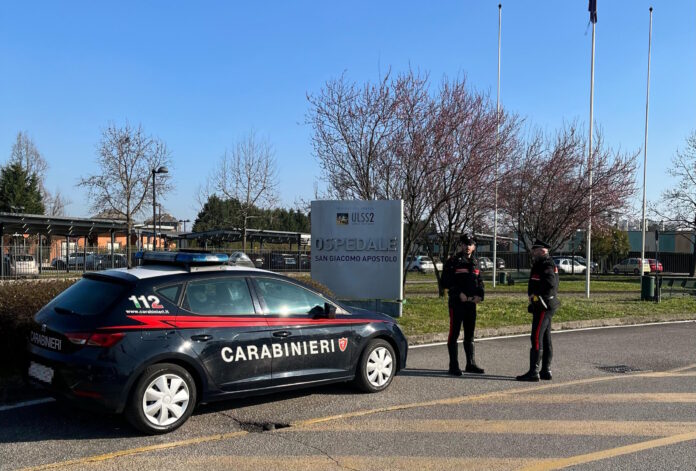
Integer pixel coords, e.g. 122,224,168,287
2,321,696,470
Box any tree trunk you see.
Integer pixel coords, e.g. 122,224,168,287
126,217,133,269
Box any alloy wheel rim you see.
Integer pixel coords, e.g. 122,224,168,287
142,373,190,427
366,346,393,387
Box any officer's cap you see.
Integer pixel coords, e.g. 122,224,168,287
460,233,477,245
531,239,551,250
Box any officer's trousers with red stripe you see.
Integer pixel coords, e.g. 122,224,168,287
447,302,476,371
530,309,554,369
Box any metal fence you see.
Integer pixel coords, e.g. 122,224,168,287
1,244,130,279
475,251,532,271
3,243,692,279
627,251,694,275
0,244,313,279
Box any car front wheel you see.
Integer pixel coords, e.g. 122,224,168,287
126,363,197,434
354,339,396,393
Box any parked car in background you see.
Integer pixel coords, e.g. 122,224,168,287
51,252,95,270
405,255,435,273
647,258,663,273
252,255,265,268
612,258,650,275
271,253,298,270
84,253,103,270
554,257,587,274
97,253,128,269
478,257,505,271
228,251,256,268
434,259,443,272
572,255,599,273
3,254,38,276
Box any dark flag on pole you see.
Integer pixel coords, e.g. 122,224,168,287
589,0,598,23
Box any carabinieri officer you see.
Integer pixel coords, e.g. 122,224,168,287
441,233,485,376
517,239,560,382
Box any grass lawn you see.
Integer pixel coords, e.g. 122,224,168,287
290,272,694,338
398,294,696,336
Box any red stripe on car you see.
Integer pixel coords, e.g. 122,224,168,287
101,315,383,330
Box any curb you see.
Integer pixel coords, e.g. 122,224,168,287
406,313,696,345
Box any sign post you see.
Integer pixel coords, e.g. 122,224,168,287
311,200,403,315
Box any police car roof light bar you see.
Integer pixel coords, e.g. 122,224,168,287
137,250,229,268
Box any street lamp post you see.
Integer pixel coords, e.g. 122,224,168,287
152,166,168,251
178,219,190,233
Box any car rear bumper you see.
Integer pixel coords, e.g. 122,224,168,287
26,344,130,413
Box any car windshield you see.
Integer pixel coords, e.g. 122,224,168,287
11,255,33,261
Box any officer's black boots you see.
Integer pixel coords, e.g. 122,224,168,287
448,367,463,376
447,343,463,376
540,346,553,380
516,348,540,382
464,341,485,374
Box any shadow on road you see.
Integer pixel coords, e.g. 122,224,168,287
0,401,136,443
0,383,362,443
400,368,517,381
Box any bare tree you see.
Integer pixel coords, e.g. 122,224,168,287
9,131,51,207
654,130,696,275
9,131,48,183
307,71,399,200
79,123,172,267
500,122,637,252
44,188,71,216
209,131,278,251
309,69,517,286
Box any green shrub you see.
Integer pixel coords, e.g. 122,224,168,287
0,279,77,376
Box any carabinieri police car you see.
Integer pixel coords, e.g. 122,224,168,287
26,251,408,434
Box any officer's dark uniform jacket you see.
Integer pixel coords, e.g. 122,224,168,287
442,253,485,306
528,256,560,313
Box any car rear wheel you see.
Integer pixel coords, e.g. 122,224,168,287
633,268,639,275
126,363,197,434
354,339,396,393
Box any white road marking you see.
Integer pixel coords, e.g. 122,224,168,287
409,319,696,348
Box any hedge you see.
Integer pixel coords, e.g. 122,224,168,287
0,279,78,376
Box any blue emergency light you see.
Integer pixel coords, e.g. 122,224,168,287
136,251,229,265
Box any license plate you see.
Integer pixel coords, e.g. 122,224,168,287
28,362,54,384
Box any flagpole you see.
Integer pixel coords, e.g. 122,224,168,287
640,7,653,277
493,3,501,288
586,9,596,299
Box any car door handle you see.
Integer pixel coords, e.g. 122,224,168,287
272,331,291,338
191,334,213,342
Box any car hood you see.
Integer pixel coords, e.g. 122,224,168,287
342,305,396,323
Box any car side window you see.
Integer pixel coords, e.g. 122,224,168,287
155,284,182,304
182,278,256,315
254,278,326,316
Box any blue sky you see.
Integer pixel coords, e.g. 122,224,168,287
1,1,694,222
